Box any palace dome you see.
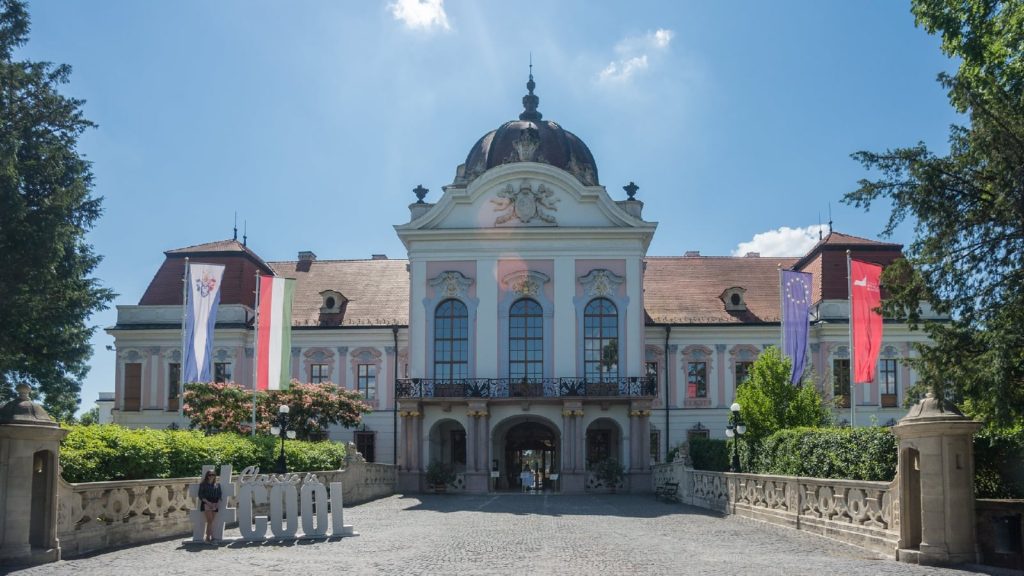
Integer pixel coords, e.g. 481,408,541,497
458,74,599,187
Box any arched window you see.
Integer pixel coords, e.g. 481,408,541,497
584,298,618,382
434,299,468,381
509,298,543,380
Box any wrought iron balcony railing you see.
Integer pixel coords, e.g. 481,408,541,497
395,376,657,399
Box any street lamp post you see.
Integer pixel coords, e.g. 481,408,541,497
724,401,746,473
270,404,296,474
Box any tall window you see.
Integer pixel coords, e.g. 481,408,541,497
509,298,543,380
833,359,851,407
167,362,181,411
584,298,618,382
735,361,753,386
880,359,898,406
434,299,469,381
687,362,707,398
311,363,329,384
357,364,377,400
124,363,142,411
214,362,232,383
354,431,376,463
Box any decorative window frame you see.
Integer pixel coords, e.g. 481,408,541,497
304,347,336,383
720,287,747,312
879,345,900,404
681,345,714,408
645,345,663,402
498,271,553,379
350,347,383,406
828,345,852,405
728,344,760,388
424,271,478,379
573,269,629,378
162,348,183,410
117,348,146,411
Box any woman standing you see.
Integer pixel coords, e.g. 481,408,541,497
198,470,222,542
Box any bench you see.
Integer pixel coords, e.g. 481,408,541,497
655,481,679,499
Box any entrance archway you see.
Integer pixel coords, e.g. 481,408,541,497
491,417,560,491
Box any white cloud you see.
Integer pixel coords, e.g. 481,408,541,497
597,28,674,84
732,225,829,257
389,0,450,31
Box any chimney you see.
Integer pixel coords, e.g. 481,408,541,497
745,252,760,258
371,254,388,260
298,251,317,262
684,250,701,257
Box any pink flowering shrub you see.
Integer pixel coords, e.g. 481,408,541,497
182,381,372,439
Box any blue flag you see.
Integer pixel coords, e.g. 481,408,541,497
782,270,812,384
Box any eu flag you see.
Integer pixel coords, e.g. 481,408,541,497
782,270,812,384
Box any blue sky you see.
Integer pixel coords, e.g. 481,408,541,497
17,1,959,414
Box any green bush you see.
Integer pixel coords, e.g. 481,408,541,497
739,426,897,481
974,425,1024,498
59,424,346,483
689,437,730,472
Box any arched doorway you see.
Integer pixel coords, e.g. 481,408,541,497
428,419,467,488
491,417,560,492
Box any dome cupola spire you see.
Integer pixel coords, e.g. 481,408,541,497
519,59,542,121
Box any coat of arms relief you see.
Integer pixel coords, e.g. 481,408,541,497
491,181,559,226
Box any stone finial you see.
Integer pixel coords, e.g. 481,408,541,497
623,181,639,200
413,184,429,204
0,383,59,427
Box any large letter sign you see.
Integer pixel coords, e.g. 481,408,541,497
190,465,353,543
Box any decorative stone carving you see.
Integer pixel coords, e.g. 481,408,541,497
509,127,541,162
491,181,559,225
429,271,474,300
567,153,597,186
501,270,550,298
577,269,625,298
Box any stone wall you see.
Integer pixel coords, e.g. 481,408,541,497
653,461,900,558
975,499,1024,570
56,461,396,558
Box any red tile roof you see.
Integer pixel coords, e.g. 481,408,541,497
643,256,798,324
268,259,409,327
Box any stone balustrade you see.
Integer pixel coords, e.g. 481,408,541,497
56,461,396,558
654,461,900,558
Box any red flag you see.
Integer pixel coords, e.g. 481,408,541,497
850,260,883,383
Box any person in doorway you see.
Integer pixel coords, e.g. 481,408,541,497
520,466,534,492
198,470,222,542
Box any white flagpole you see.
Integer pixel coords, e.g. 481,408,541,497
179,257,189,417
778,264,785,356
847,250,856,429
251,273,261,437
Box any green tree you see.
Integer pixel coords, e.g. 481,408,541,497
77,405,99,426
843,0,1024,425
735,347,830,443
0,0,114,419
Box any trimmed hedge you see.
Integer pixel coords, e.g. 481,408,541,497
740,426,897,482
689,437,730,472
59,424,347,483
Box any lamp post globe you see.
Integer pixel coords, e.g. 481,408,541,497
727,402,745,473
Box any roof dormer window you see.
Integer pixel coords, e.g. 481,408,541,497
319,290,346,314
721,287,747,312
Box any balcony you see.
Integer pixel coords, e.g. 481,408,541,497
396,376,657,399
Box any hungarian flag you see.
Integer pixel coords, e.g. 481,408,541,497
850,260,883,383
182,263,225,383
256,275,295,390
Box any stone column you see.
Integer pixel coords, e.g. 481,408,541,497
629,399,653,492
396,400,423,492
892,393,981,566
560,401,585,493
463,401,490,493
0,385,68,567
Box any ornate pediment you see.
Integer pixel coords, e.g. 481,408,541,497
491,181,559,226
429,271,474,300
501,270,551,298
578,269,625,298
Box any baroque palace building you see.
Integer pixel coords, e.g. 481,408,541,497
107,76,936,493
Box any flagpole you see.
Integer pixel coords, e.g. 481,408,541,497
778,264,785,356
847,250,856,429
179,257,189,417
251,273,261,437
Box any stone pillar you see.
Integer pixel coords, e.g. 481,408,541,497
0,384,69,566
892,392,981,566
463,401,489,493
396,400,423,492
629,400,653,492
560,401,585,493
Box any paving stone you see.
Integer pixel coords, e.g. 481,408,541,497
8,494,1001,576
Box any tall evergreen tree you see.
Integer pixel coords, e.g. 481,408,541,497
0,0,114,420
844,0,1024,425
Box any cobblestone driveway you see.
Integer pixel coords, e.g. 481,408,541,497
8,493,999,576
